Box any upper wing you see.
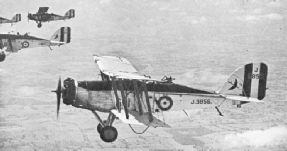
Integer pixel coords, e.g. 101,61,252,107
93,55,155,80
38,7,49,14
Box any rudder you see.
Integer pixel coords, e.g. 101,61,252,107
218,62,268,100
64,9,75,18
12,14,21,22
50,27,71,43
243,63,268,100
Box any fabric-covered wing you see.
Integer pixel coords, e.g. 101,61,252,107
111,110,170,127
93,55,155,80
38,7,49,14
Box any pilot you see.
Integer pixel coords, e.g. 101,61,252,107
162,76,174,83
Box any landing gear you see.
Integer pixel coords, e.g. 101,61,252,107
100,126,118,142
92,111,118,142
97,120,107,133
37,23,42,28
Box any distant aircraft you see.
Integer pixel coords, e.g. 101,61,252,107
0,27,71,62
28,7,75,28
52,55,268,142
0,14,21,26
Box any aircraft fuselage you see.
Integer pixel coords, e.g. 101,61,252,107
28,13,66,22
61,78,227,113
0,34,55,52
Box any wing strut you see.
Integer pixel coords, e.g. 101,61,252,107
142,81,153,122
132,80,143,115
118,78,129,119
111,77,121,112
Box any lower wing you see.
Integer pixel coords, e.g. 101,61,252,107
111,109,170,128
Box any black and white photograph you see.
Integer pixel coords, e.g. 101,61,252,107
0,0,286,150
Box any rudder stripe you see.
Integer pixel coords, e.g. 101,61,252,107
60,27,64,42
243,63,253,97
258,63,268,100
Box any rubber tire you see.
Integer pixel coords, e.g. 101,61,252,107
100,126,118,143
157,96,173,111
37,23,42,28
97,120,107,133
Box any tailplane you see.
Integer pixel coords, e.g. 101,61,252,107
12,14,21,22
217,62,268,104
50,27,71,44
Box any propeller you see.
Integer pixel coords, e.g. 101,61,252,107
27,12,30,22
52,77,62,119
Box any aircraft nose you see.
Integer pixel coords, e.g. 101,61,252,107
62,78,76,105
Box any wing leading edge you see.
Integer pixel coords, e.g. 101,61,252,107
38,7,49,14
93,55,155,81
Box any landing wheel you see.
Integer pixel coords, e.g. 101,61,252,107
157,96,173,111
37,23,42,28
100,126,118,142
97,120,107,133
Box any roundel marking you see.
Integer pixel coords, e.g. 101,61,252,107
22,41,29,48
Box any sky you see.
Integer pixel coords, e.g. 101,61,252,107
0,0,286,40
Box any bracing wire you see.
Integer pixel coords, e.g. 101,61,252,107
129,124,150,134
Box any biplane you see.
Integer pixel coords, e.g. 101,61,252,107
0,14,21,26
0,27,71,62
52,55,268,142
28,7,75,28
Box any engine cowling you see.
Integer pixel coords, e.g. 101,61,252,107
0,52,6,62
62,78,76,105
62,78,115,112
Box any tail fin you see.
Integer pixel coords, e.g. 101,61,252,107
12,14,21,22
218,63,268,100
50,27,71,44
64,9,75,19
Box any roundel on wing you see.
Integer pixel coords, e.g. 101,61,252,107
22,41,29,48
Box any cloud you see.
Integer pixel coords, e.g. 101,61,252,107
267,1,283,7
253,8,262,14
264,13,284,20
199,16,207,23
236,13,283,22
100,0,111,4
224,126,287,148
236,15,260,21
185,16,207,25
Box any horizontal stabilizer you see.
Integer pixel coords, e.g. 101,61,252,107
225,95,264,102
111,109,170,128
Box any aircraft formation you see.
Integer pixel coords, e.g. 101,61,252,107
0,7,74,62
1,7,269,143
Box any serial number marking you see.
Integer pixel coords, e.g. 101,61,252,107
248,73,265,79
191,99,212,104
